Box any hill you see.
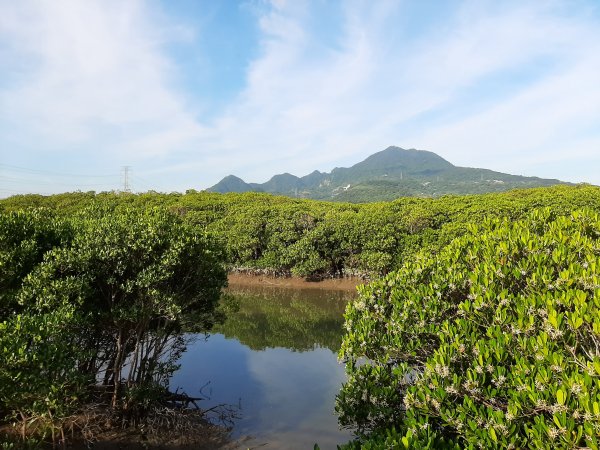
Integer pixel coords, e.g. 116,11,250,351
208,146,566,202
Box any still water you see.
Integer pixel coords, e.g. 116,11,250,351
170,282,357,449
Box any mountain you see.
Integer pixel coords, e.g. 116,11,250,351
208,146,567,202
208,175,260,193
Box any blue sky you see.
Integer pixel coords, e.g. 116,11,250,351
1,0,599,196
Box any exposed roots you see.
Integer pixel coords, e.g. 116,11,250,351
1,390,239,449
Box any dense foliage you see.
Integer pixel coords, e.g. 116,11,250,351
2,184,600,447
337,209,600,449
0,207,227,445
2,185,599,280
0,209,73,319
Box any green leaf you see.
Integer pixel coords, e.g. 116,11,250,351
554,414,563,428
556,389,566,405
594,359,600,376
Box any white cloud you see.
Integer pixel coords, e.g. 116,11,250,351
413,31,600,180
1,0,599,194
0,0,204,159
196,0,388,181
194,0,600,186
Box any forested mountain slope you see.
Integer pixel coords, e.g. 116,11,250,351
209,146,567,201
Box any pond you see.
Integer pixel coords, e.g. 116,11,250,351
170,281,357,449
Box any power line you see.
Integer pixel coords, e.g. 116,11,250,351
130,175,152,191
0,188,35,194
0,175,118,188
0,163,123,195
0,163,117,178
0,163,170,195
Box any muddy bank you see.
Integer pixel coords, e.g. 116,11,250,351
227,272,363,292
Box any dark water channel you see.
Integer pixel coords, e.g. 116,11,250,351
170,282,357,449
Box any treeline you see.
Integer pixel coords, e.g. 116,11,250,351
2,184,600,280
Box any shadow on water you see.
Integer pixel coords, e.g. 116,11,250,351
170,282,357,449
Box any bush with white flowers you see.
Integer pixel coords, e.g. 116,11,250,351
337,209,600,449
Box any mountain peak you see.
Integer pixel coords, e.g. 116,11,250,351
207,146,565,201
209,174,256,193
360,147,454,171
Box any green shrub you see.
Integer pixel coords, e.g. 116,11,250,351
3,185,600,280
338,209,600,449
0,210,72,319
0,206,228,444
17,206,228,408
0,306,89,444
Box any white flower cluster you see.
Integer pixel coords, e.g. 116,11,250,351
492,374,506,388
550,403,568,414
462,379,481,395
570,383,582,394
510,324,522,335
434,364,450,378
445,385,458,395
544,321,564,340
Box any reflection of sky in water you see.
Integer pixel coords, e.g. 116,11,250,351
171,334,353,449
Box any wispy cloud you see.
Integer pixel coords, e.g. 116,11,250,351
406,4,600,181
200,0,397,179
195,0,600,185
1,0,598,194
0,0,204,162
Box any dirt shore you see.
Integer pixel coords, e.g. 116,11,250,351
227,272,363,291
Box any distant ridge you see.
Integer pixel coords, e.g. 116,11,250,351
208,146,567,202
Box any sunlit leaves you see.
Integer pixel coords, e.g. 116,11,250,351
0,205,228,443
338,209,600,449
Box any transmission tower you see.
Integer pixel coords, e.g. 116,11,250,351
121,166,131,192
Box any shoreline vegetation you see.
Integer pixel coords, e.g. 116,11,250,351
0,207,230,449
337,209,600,449
0,411,233,450
1,184,600,448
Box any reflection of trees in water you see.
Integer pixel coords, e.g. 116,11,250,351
214,286,354,352
79,323,190,412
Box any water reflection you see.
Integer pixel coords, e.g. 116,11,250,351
216,284,352,352
171,282,356,449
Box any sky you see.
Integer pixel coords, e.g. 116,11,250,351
1,0,599,196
